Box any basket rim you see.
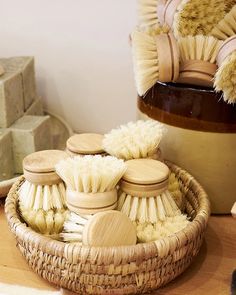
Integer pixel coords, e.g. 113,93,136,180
4,161,210,263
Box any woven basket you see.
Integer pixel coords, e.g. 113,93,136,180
5,161,210,295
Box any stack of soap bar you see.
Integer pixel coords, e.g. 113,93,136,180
0,129,14,180
10,115,52,173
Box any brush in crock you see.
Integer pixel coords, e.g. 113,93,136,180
211,5,236,40
60,210,137,246
131,30,179,96
18,150,69,235
156,0,225,38
55,155,126,215
177,35,223,87
66,133,105,157
215,35,236,103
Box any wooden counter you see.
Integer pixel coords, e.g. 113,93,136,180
0,204,235,295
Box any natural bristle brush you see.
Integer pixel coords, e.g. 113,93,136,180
211,5,236,40
214,35,236,103
117,159,189,242
131,30,179,96
55,155,127,215
60,210,137,246
157,0,225,38
103,120,164,161
66,133,106,157
18,150,69,235
177,35,223,87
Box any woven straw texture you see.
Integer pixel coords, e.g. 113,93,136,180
5,161,210,295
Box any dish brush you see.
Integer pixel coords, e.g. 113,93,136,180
131,30,179,96
66,133,106,157
177,35,223,87
157,0,225,38
103,120,164,161
60,210,137,246
55,155,126,215
215,35,236,103
18,150,69,235
211,5,236,40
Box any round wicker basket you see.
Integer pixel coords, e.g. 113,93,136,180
5,161,210,295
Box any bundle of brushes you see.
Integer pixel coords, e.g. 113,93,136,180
131,29,179,96
55,155,127,215
18,150,69,235
177,35,223,87
214,35,236,103
117,159,189,242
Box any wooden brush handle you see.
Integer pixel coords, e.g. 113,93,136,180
23,169,62,185
120,179,168,198
157,0,182,27
66,189,118,215
177,60,217,87
217,35,236,66
156,33,179,82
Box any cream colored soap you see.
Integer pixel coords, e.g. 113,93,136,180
10,115,52,173
0,57,37,110
0,129,14,180
24,97,43,116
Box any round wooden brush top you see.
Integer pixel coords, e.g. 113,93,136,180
120,159,169,197
23,150,69,185
66,133,105,156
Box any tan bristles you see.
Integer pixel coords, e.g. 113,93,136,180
211,5,236,40
103,120,164,160
225,0,236,12
214,50,236,103
168,172,185,210
139,23,170,36
138,0,160,29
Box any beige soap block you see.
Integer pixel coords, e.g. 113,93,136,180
10,115,52,173
24,97,44,116
0,129,14,180
0,57,37,110
0,70,24,128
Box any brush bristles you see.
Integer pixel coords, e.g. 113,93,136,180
225,0,236,12
117,190,181,224
211,5,236,40
131,30,160,96
173,0,225,37
214,51,236,104
168,173,184,210
140,24,170,36
103,120,164,160
55,155,126,193
178,35,223,64
138,0,159,29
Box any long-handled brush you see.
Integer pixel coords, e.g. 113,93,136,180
131,30,179,96
211,5,236,40
177,35,223,87
55,155,126,215
18,150,69,235
214,35,236,103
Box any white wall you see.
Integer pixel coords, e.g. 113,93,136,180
0,0,137,133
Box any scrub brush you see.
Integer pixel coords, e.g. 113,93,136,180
157,0,225,38
55,155,126,215
103,120,164,161
131,30,179,96
177,35,223,87
18,150,69,235
214,35,236,103
60,210,137,246
211,5,236,40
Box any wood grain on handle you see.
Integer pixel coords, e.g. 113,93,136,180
217,35,236,66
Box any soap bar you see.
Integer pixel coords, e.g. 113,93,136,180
10,115,52,173
0,56,37,110
0,70,24,128
0,129,14,180
24,97,43,116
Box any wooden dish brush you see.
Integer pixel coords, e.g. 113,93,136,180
55,155,126,215
18,150,69,235
214,35,236,103
157,0,225,38
177,35,223,87
211,5,236,40
60,210,137,246
131,30,179,96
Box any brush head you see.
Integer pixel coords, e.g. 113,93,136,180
225,0,236,12
103,120,164,160
138,0,160,29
